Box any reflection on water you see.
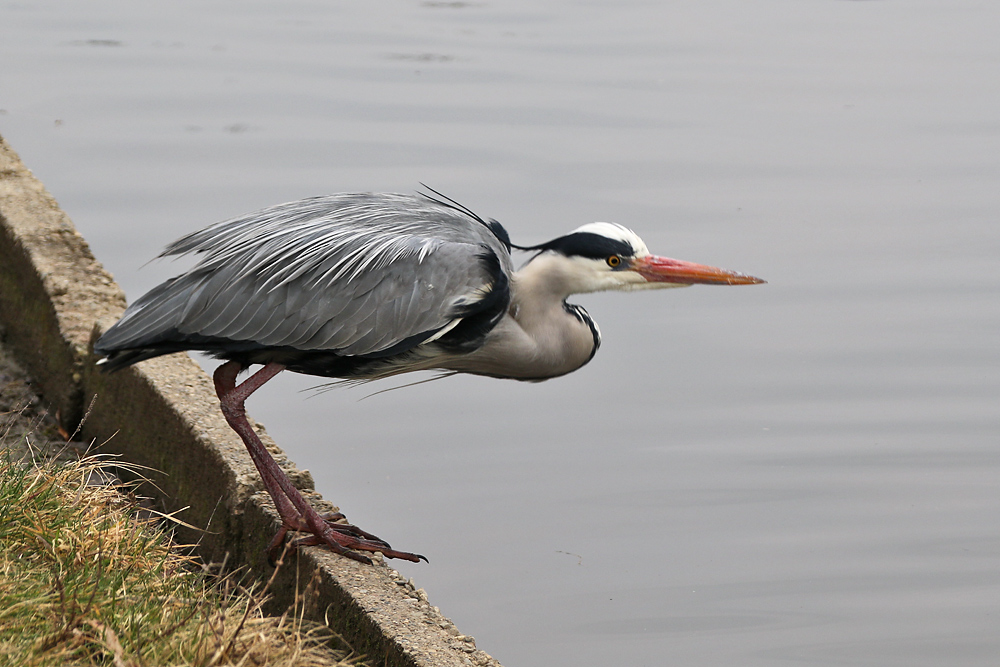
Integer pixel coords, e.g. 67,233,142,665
3,1,999,665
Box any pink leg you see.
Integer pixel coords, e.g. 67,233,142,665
213,361,425,564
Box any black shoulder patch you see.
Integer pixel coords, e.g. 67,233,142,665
485,218,512,252
436,247,511,353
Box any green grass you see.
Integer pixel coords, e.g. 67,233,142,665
0,453,360,667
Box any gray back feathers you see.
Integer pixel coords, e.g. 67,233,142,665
96,193,513,362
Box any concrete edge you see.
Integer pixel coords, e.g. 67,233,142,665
0,133,500,667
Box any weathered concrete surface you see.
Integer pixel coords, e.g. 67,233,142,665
0,139,124,429
0,134,501,667
0,325,78,462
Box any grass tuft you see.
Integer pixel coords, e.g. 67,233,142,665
0,453,361,667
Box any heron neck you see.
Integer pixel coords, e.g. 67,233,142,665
436,255,600,380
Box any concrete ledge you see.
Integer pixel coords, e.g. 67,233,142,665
0,138,124,428
0,134,501,667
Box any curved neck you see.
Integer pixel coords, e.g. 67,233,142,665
441,257,600,380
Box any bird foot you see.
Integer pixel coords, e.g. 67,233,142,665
267,511,426,565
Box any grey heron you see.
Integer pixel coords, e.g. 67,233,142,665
95,190,764,564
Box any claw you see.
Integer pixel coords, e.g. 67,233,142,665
265,511,426,565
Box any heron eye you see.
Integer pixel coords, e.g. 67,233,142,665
606,255,622,268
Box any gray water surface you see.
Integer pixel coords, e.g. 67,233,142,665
3,1,999,665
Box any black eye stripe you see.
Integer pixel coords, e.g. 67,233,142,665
534,232,634,259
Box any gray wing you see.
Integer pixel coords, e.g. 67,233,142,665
96,192,513,360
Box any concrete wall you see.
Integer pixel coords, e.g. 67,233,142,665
0,134,501,667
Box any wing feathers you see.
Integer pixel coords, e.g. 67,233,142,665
96,193,513,366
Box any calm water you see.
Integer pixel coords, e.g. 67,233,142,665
3,2,999,664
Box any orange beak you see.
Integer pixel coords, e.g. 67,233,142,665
631,255,766,285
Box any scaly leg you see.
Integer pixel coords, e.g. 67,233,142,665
213,361,425,564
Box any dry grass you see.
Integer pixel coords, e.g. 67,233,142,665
0,451,363,667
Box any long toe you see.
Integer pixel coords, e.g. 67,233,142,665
293,512,394,549
269,515,426,563
317,526,426,563
325,517,393,547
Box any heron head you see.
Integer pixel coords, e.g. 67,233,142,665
519,222,764,295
